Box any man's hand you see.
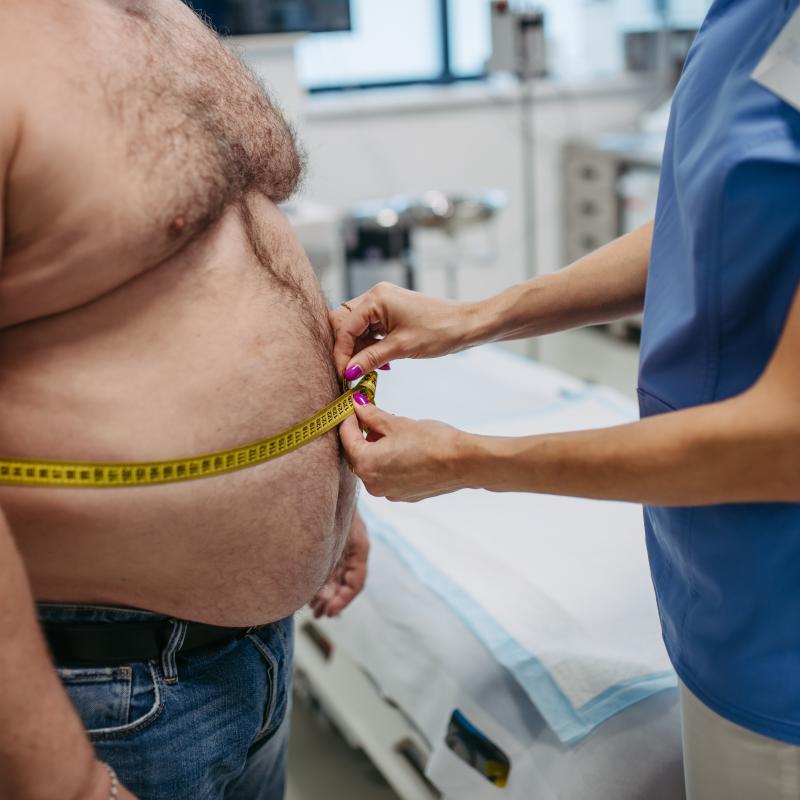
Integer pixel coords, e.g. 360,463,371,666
310,511,370,618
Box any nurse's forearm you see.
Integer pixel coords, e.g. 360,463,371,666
465,388,800,505
468,222,652,346
468,279,800,505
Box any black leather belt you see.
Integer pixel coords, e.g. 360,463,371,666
42,619,253,666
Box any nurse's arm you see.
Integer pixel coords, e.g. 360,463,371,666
345,284,800,505
475,221,653,343
469,286,800,506
332,222,652,377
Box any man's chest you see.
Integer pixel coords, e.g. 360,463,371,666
1,0,301,325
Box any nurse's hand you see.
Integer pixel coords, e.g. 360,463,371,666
330,282,479,379
339,399,472,502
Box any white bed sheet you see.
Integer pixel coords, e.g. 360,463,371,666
361,348,674,742
320,535,684,800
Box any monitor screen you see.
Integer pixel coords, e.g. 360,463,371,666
187,1,351,35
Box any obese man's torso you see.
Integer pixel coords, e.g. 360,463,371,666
0,0,357,626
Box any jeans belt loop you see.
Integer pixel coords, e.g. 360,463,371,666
161,619,188,684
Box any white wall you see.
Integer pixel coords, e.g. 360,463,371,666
240,38,654,305
296,77,653,306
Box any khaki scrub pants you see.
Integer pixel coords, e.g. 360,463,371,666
681,682,800,799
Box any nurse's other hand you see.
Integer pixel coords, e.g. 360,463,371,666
330,282,477,378
309,511,369,618
339,401,472,502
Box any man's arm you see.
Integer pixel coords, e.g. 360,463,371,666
0,513,115,800
0,69,122,800
331,223,652,376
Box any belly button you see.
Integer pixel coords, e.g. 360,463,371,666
168,215,187,238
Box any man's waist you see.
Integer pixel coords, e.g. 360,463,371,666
2,372,377,489
37,602,266,666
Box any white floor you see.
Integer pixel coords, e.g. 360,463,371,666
286,699,401,800
285,326,641,800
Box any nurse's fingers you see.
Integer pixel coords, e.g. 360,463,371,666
351,400,394,435
339,415,369,462
330,295,375,376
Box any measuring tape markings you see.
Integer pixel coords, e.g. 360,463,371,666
0,372,377,489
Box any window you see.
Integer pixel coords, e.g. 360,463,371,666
186,0,351,35
295,0,445,90
448,0,492,78
296,0,714,92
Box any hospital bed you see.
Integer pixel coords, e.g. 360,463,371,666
294,347,684,800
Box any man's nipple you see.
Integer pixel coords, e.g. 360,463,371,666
167,215,187,239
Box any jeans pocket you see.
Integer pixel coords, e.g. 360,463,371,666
246,619,293,744
57,661,164,741
246,634,280,742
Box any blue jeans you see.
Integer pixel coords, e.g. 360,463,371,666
38,604,293,800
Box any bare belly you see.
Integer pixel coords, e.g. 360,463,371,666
0,199,355,626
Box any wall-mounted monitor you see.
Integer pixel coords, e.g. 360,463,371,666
186,1,351,36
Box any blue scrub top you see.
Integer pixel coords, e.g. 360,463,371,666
640,0,800,742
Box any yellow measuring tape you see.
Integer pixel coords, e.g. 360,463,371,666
0,372,377,489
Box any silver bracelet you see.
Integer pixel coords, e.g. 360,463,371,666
101,762,119,800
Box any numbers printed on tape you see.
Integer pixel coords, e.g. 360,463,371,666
0,372,377,489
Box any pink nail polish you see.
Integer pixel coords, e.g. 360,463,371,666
345,365,363,380
353,392,370,406
378,363,392,371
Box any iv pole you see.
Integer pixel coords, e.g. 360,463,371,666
518,17,538,288
511,7,546,357
653,0,674,102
